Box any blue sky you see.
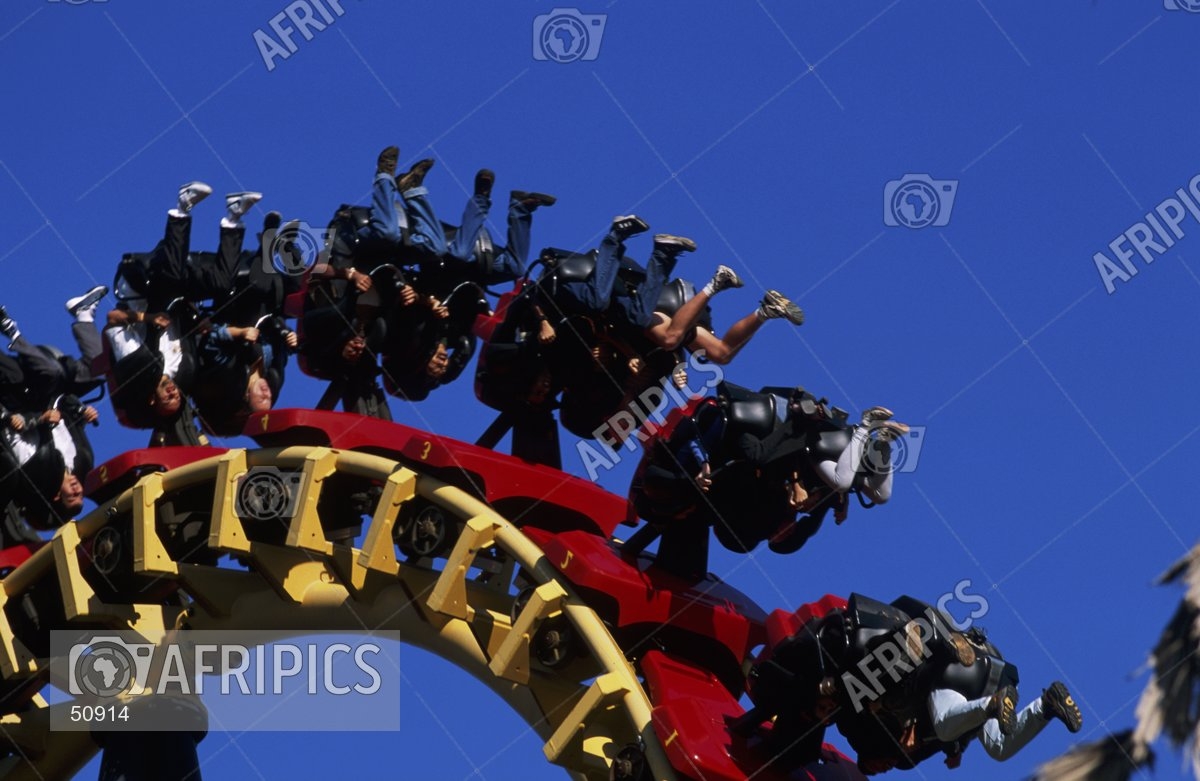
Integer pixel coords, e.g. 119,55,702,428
2,2,1197,779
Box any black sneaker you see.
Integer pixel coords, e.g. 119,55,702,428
0,307,19,345
988,685,1018,736
511,190,557,209
1041,682,1082,733
65,285,109,318
474,169,495,198
376,145,399,176
611,215,649,241
397,158,434,192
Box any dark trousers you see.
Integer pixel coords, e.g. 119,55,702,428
9,320,103,407
146,215,244,312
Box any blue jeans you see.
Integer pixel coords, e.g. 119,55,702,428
361,174,446,257
612,244,676,329
558,230,622,314
448,195,535,285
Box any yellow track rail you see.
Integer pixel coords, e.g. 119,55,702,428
0,446,676,781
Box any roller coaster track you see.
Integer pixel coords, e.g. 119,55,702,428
0,411,862,781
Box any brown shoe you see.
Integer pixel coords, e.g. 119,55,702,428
876,420,910,442
397,158,434,192
376,145,399,176
474,168,494,198
511,190,557,209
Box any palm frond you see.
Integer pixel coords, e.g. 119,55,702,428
1028,729,1151,781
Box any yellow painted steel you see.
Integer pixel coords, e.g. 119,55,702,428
0,447,677,781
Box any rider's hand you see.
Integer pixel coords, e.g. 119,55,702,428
83,406,100,424
151,312,171,328
671,363,688,390
538,319,556,344
398,285,418,307
6,415,23,432
284,330,299,349
695,462,712,492
348,268,372,292
341,336,366,364
40,409,62,425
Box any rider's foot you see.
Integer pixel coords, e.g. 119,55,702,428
653,234,697,254
875,420,910,441
376,145,399,177
224,192,263,228
511,190,557,209
176,181,212,215
611,215,649,241
474,168,494,199
988,685,1018,736
1041,682,1082,733
861,406,894,426
0,307,19,346
757,290,804,325
65,285,108,322
704,265,743,295
397,158,434,192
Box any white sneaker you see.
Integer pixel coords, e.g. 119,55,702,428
65,285,109,322
860,406,894,426
708,265,744,294
757,290,804,325
226,191,264,220
177,181,213,213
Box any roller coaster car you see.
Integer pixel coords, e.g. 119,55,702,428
742,593,1019,774
475,250,711,453
624,383,872,576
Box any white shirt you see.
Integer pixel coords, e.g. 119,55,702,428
50,419,77,472
106,322,183,379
